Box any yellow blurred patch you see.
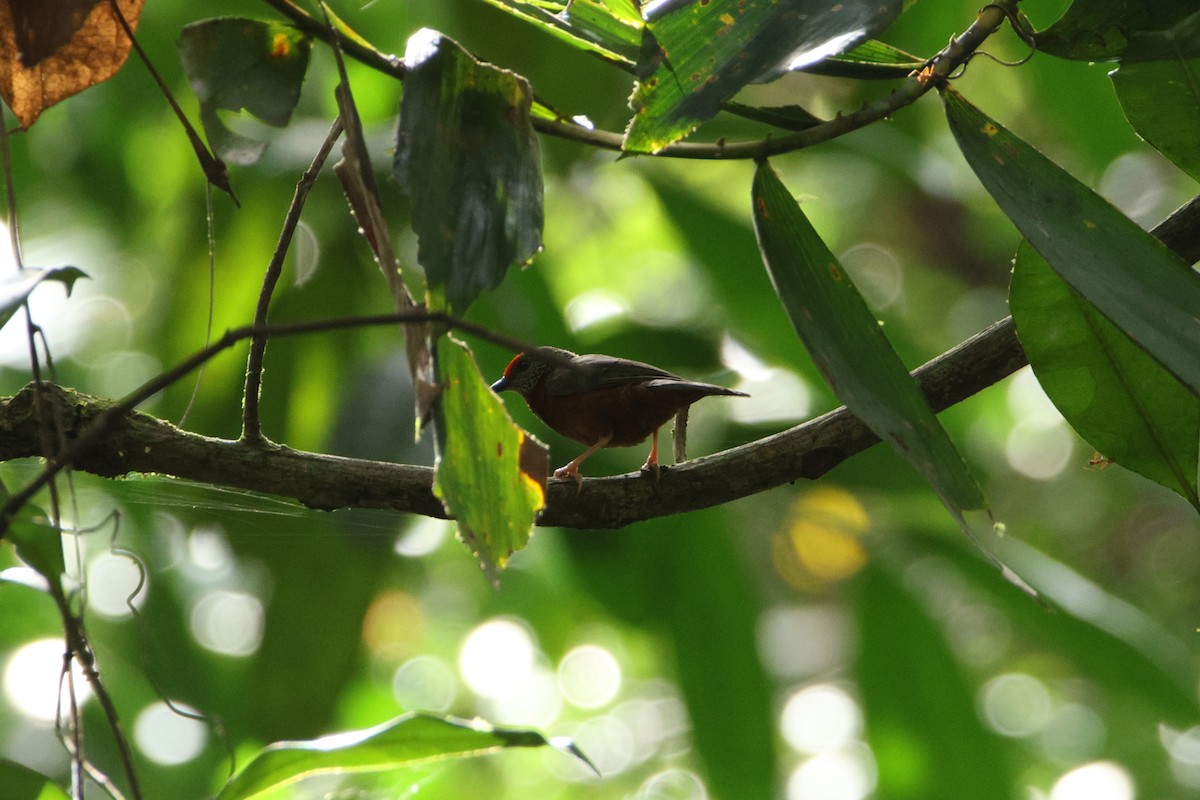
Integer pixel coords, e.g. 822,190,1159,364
773,487,869,591
362,590,426,660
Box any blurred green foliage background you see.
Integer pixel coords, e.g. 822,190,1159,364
1,1,1198,798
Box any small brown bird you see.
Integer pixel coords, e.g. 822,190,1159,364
490,346,747,488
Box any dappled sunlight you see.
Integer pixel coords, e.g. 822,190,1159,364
1049,761,1135,800
979,672,1053,738
85,551,146,620
133,700,207,766
189,590,264,657
3,638,90,723
786,744,876,800
558,644,622,709
392,655,457,712
781,683,862,755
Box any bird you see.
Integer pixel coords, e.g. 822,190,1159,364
490,346,747,489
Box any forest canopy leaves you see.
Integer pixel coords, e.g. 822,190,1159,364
751,160,985,517
177,18,311,166
1010,241,1200,510
1033,0,1195,61
943,88,1200,402
624,0,903,152
0,0,142,128
394,29,544,314
215,712,588,800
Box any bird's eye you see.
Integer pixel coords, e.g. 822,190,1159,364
512,358,529,372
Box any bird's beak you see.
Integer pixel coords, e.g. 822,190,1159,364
490,376,509,393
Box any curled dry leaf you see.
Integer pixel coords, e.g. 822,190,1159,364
0,0,145,128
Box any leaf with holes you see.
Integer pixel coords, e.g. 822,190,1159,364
624,0,904,153
178,18,311,166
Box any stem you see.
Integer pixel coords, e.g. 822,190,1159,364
241,117,344,443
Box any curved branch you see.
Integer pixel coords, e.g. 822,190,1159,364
0,316,1021,528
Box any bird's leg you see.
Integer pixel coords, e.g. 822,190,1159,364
640,428,662,480
555,434,612,494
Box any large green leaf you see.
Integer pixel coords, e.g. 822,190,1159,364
433,336,547,578
920,531,1200,724
1033,0,1193,61
394,29,544,314
856,560,1015,800
751,161,984,516
624,0,904,153
480,0,642,65
1010,241,1200,509
215,712,589,800
1111,13,1200,182
0,759,69,800
177,18,311,165
943,88,1200,401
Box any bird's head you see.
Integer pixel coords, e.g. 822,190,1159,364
490,347,576,396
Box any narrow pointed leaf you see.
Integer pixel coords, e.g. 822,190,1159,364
433,336,547,578
394,29,544,314
1111,13,1200,182
216,712,589,800
1011,241,1200,509
943,88,1200,401
751,160,983,516
480,0,642,65
625,0,903,152
178,18,311,166
0,266,87,332
805,40,924,79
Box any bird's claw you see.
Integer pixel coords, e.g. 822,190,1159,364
640,460,663,481
554,465,585,495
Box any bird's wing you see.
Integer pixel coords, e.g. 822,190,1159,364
543,354,679,395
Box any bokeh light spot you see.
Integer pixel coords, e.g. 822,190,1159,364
558,644,622,709
1049,761,1134,800
189,590,264,657
979,672,1053,738
392,655,456,712
459,617,536,699
3,639,90,722
773,488,869,590
1005,420,1074,480
86,552,146,620
635,767,707,800
362,590,425,659
781,683,862,754
133,701,207,766
787,745,876,800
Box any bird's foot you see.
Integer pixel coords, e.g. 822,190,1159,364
640,458,663,482
554,464,585,495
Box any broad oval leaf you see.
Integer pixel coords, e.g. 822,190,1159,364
394,29,544,314
1111,13,1200,182
624,0,904,153
943,88,1200,402
178,18,311,166
1033,0,1193,61
215,712,590,800
433,336,547,579
1010,241,1200,510
751,161,984,516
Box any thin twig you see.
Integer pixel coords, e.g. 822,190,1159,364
242,117,345,443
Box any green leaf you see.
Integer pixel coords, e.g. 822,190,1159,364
433,336,547,578
1033,0,1193,61
215,712,590,800
178,18,311,166
394,30,544,314
0,759,69,800
480,0,642,65
806,39,924,79
624,0,904,153
1111,14,1200,182
1010,241,1200,509
943,88,1200,402
920,531,1200,724
0,266,88,332
721,101,824,131
856,560,1015,800
751,160,984,516
8,516,65,586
